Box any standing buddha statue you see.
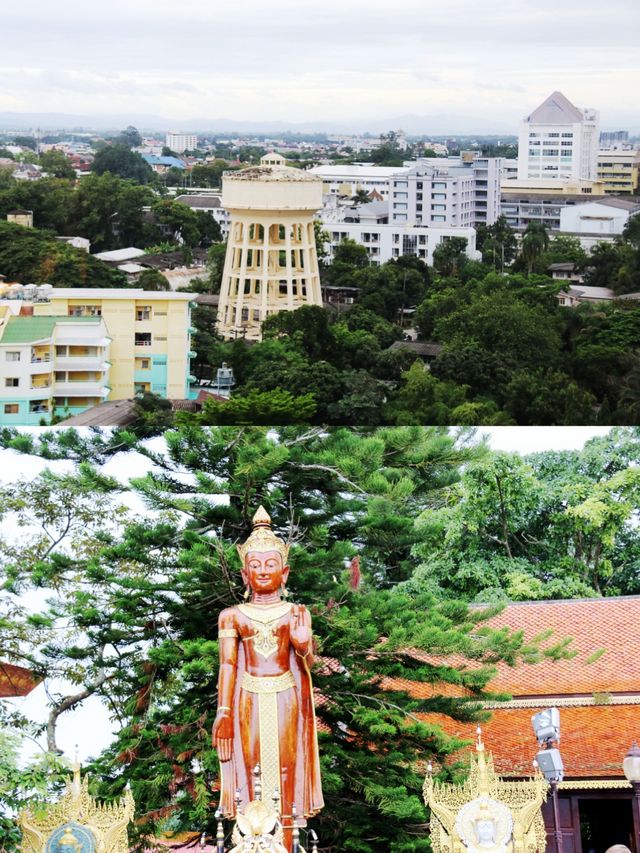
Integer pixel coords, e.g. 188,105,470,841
212,506,324,833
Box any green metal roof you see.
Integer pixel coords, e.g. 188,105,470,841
0,315,101,344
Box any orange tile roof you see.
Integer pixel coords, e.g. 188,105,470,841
482,596,640,696
420,704,639,779
0,661,40,697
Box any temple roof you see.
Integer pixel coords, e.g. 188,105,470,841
0,661,40,697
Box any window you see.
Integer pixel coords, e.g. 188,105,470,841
433,182,446,189
135,333,152,347
3,403,18,414
394,192,408,199
5,352,20,362
394,181,408,189
561,132,573,137
29,400,49,414
68,305,101,317
136,306,152,321
141,359,150,369
393,203,407,210
5,378,19,387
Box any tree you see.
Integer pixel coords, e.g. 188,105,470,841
432,237,468,277
409,431,640,601
332,237,370,268
518,222,549,275
0,221,127,288
137,269,171,291
3,426,564,852
91,144,153,184
262,305,335,361
116,126,143,148
12,136,37,151
191,388,317,424
476,216,517,269
503,368,596,425
352,188,372,204
39,150,76,180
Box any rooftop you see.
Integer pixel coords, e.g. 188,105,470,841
46,288,195,301
526,91,586,124
94,247,145,263
0,661,40,698
308,164,411,179
424,704,638,779
0,315,101,344
224,165,321,183
175,194,222,209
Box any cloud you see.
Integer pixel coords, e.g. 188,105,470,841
0,0,638,126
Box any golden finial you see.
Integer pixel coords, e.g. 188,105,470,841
237,506,289,562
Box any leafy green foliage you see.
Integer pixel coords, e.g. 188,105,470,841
0,221,127,287
91,144,153,184
0,426,580,852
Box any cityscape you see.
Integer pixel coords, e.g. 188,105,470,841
0,87,639,426
1,3,640,853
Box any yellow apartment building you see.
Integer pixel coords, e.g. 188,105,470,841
597,150,640,195
33,289,196,400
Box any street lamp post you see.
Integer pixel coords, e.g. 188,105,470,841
623,742,640,852
532,708,564,853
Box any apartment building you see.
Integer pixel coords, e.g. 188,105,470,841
389,153,501,228
324,223,479,266
165,132,198,153
32,289,195,401
597,149,640,195
0,287,197,424
0,312,111,425
517,91,599,182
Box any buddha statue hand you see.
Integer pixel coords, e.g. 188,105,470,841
290,604,311,655
213,711,234,762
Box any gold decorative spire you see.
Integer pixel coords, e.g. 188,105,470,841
237,507,289,562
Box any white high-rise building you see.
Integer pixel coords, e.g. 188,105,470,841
165,132,198,153
389,153,502,227
517,92,599,182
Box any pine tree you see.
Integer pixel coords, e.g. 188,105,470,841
1,427,570,852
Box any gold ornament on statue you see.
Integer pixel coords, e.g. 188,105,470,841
237,507,290,563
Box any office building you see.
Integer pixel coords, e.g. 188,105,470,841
165,132,198,153
517,92,599,182
389,153,502,227
323,222,479,265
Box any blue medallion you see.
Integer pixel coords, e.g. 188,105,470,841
45,822,96,853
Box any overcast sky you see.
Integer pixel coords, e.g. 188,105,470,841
2,0,639,130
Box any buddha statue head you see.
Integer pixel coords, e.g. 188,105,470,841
237,507,290,598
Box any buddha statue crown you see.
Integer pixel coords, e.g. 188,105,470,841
237,506,290,563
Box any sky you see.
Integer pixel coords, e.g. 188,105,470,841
2,0,640,130
1,426,612,765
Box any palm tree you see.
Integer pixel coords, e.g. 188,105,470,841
520,222,550,275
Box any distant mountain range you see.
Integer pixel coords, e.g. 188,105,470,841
2,110,637,138
0,110,519,136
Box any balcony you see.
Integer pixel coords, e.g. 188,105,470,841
54,380,109,397
55,356,110,371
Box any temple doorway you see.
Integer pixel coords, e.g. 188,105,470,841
579,797,635,853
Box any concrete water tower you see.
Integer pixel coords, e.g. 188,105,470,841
216,153,324,341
